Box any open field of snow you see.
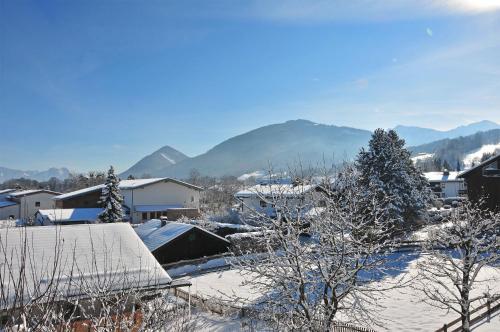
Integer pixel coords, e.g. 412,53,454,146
463,143,500,168
411,153,434,163
181,254,500,331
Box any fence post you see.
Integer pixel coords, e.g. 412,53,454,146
487,300,491,322
443,323,447,332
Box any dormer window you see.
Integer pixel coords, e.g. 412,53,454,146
483,160,500,177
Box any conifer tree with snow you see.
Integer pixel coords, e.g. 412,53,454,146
356,129,430,226
98,166,123,223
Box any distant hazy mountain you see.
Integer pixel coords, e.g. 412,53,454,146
410,129,500,168
145,120,372,178
0,166,70,183
120,145,189,178
121,119,500,179
394,120,500,146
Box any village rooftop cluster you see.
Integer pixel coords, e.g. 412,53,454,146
0,130,499,331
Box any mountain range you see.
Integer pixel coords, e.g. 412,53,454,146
393,120,500,146
0,167,70,183
2,119,499,183
120,119,500,179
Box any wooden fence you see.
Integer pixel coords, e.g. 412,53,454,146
332,323,377,332
435,296,500,332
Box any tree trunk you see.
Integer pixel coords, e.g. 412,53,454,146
461,249,471,332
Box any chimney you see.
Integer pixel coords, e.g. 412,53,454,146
160,216,167,227
443,169,450,176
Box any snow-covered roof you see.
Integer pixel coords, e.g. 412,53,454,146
54,178,202,200
0,189,16,195
135,220,229,253
235,183,316,198
0,201,18,208
8,189,61,198
37,208,103,223
424,171,461,182
135,204,183,212
459,153,500,178
0,223,172,309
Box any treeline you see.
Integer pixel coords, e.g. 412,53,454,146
0,171,107,193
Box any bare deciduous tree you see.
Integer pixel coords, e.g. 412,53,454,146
416,200,500,332
229,165,407,331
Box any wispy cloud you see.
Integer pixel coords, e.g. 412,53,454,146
233,0,500,22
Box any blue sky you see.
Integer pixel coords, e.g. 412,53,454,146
1,0,500,172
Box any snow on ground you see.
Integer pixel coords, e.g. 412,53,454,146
237,171,265,182
408,221,453,242
463,143,500,168
160,152,176,164
411,153,434,163
185,269,263,307
167,257,229,278
181,255,500,331
371,255,500,331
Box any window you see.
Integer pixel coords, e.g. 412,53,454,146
142,212,147,220
260,200,267,208
149,212,156,219
191,196,194,202
35,201,40,207
483,160,500,177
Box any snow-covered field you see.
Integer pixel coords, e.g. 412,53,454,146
372,256,500,331
411,153,434,163
185,269,262,307
463,143,500,168
181,255,500,331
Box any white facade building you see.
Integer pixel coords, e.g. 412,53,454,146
424,171,467,199
53,178,203,223
0,189,60,221
235,183,316,217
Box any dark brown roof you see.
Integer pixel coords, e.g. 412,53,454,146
458,153,500,178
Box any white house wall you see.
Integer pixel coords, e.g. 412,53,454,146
121,181,201,222
18,193,58,220
0,205,19,220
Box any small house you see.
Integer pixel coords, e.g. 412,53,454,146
135,220,230,265
0,223,175,324
234,183,317,217
0,189,61,221
35,208,103,225
53,178,203,223
424,170,467,199
458,153,500,211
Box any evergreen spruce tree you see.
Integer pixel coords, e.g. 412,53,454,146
98,166,123,223
356,129,430,226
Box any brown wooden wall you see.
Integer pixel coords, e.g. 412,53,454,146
153,228,229,265
463,169,500,211
55,190,102,209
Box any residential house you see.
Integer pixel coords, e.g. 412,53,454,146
0,223,176,327
0,189,61,221
35,208,103,225
458,154,500,211
234,183,317,217
135,220,230,265
424,170,467,199
53,178,203,223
